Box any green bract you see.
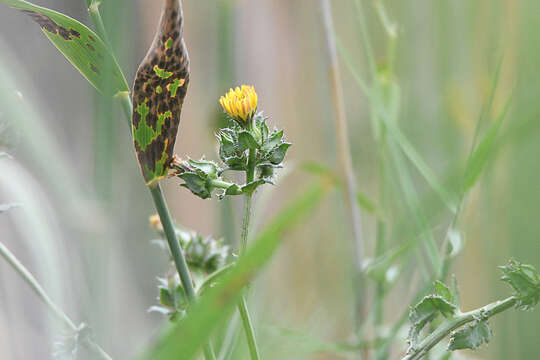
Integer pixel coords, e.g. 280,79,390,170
500,259,540,310
150,221,230,322
177,113,290,200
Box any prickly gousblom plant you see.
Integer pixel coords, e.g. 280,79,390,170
175,85,291,200
149,214,229,276
403,260,540,360
149,214,230,321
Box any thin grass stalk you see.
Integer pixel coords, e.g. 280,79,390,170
439,59,505,281
319,0,365,331
89,1,118,201
0,241,112,360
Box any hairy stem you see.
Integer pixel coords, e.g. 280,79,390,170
238,296,260,360
319,0,365,331
235,146,261,360
0,241,112,360
240,193,253,254
402,296,517,360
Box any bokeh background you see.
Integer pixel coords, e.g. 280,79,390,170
0,0,539,359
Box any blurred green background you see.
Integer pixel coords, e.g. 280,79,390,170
0,0,539,359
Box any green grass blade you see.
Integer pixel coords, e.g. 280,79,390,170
0,0,129,95
462,92,513,193
141,181,329,360
301,161,378,215
383,115,456,212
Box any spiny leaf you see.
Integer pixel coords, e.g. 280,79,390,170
140,181,330,360
237,130,259,152
410,295,456,326
268,142,291,165
448,321,492,351
433,280,454,305
0,0,128,95
500,259,540,310
408,292,457,350
263,129,284,152
132,0,190,186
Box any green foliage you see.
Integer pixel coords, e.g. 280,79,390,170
500,259,540,310
0,0,128,95
448,320,492,351
433,280,454,305
177,159,221,199
150,277,188,321
462,95,512,192
151,220,230,276
150,221,230,321
408,292,457,349
178,113,290,200
301,161,378,215
141,181,328,360
405,261,539,359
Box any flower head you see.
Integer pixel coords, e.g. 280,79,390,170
219,85,258,124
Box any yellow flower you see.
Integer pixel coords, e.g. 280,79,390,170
219,85,258,123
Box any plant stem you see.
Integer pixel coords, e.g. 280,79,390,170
149,184,197,300
240,193,253,254
87,1,113,51
0,241,113,360
401,296,517,360
235,146,261,360
319,0,365,331
118,91,133,127
84,4,216,359
238,296,260,360
149,184,217,360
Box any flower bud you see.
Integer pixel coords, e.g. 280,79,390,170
219,85,258,125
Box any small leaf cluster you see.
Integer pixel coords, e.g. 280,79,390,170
150,216,230,275
500,259,540,310
448,320,492,351
408,281,458,351
149,275,188,321
177,112,290,200
149,216,230,320
218,113,290,175
406,260,540,357
176,158,221,200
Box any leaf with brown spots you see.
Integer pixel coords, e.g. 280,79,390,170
132,0,190,186
0,0,128,95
